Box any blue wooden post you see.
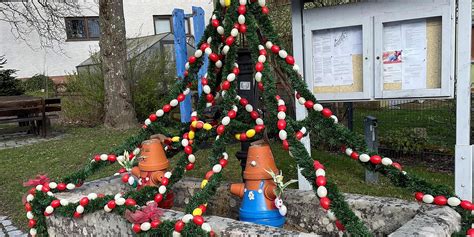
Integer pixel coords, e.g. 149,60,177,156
192,6,207,96
173,9,191,122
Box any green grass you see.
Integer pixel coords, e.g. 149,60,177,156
0,126,454,230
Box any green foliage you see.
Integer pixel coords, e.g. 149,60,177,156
63,50,175,124
62,71,105,125
130,51,175,121
21,74,55,94
0,55,24,96
380,129,428,154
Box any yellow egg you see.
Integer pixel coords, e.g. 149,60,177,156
235,134,241,140
200,179,208,189
188,131,195,139
246,129,256,138
192,208,203,216
203,123,212,130
172,136,180,142
224,0,231,7
191,121,198,128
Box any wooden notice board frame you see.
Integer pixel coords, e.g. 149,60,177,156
299,0,454,102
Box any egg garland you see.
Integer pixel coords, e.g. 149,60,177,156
23,1,472,236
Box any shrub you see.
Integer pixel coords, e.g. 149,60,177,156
21,74,55,96
380,128,428,154
0,56,24,96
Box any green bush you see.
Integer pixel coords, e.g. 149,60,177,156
63,50,175,125
21,74,55,96
0,56,24,96
380,128,428,154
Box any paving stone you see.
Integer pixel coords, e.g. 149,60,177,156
0,231,5,237
1,220,11,227
4,225,16,232
7,230,24,237
0,216,6,221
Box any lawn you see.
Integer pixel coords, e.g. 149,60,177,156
0,126,454,230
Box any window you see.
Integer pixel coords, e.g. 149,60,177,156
154,15,172,35
153,15,191,35
65,17,100,41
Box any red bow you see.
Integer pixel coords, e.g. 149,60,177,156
23,174,50,187
124,202,163,224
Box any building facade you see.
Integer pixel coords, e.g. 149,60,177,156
0,0,213,79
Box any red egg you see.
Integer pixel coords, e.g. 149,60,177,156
125,198,137,206
227,110,237,119
433,196,447,205
107,154,117,162
237,5,246,14
79,197,89,206
350,151,359,160
370,155,382,165
304,100,314,109
193,216,204,226
186,163,195,171
107,200,116,209
414,192,424,201
216,125,225,135
277,120,287,130
282,140,289,150
151,220,161,228
132,223,141,233
154,194,163,203
174,220,185,232
219,159,228,167
205,171,214,180
239,98,249,106
321,108,332,118
163,104,172,113
51,200,61,208
320,197,331,209
316,176,327,186
211,19,219,28
161,177,169,186
255,62,264,72
271,45,280,54
28,219,36,228
285,55,295,65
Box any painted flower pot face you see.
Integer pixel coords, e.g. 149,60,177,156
138,138,169,172
243,140,279,180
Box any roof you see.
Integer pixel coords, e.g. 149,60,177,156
77,32,195,67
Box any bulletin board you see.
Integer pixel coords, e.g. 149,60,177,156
298,0,454,101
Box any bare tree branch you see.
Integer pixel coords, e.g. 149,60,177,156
0,0,89,50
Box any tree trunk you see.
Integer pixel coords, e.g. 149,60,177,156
99,0,137,129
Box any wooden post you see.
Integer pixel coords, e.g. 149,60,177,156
173,9,192,122
192,6,208,97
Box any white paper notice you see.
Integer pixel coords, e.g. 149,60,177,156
401,21,427,90
382,19,427,89
312,26,362,87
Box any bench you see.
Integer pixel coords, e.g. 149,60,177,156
0,96,61,137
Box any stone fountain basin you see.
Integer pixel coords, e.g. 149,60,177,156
46,176,460,237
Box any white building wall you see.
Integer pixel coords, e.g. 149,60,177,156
0,0,213,78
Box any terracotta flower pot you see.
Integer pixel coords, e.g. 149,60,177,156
243,140,279,180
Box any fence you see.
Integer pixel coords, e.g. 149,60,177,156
323,99,456,169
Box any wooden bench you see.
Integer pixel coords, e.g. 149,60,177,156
0,96,45,136
0,96,61,137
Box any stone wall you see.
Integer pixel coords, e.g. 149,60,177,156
46,176,461,237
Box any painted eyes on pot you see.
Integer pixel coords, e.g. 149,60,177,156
250,160,257,167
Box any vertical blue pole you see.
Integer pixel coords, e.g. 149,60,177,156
192,6,207,97
173,9,191,122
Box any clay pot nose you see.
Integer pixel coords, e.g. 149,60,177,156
138,138,169,171
243,140,279,180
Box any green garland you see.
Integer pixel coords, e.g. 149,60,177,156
24,1,471,236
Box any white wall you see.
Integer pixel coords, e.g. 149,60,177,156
0,0,213,78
